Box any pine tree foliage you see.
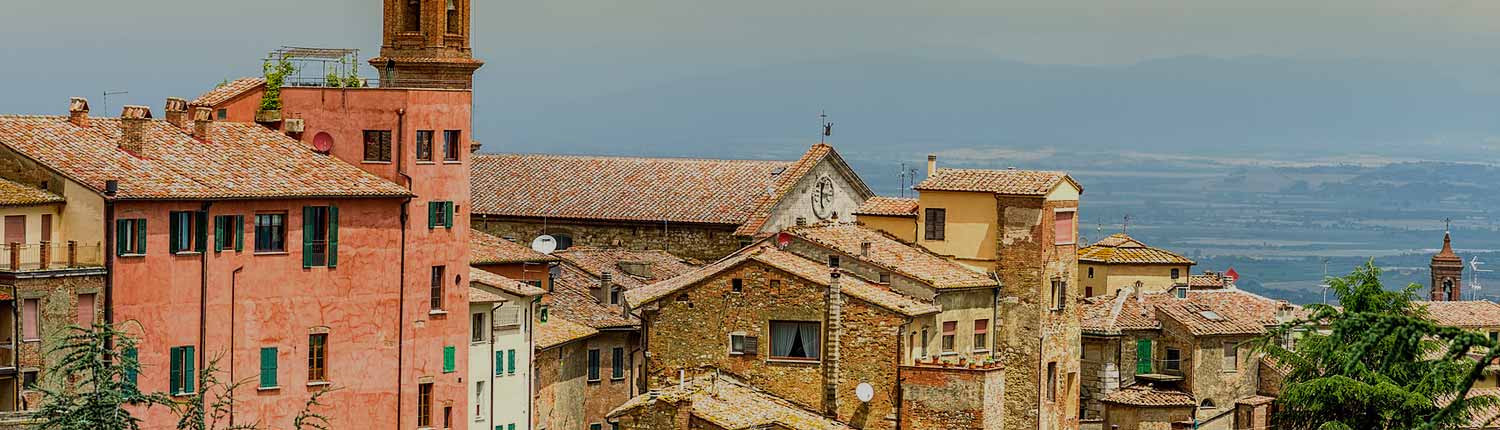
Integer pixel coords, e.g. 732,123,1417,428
1254,260,1500,430
32,324,174,430
172,354,261,430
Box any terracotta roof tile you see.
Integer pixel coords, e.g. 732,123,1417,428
1083,289,1294,336
1189,273,1226,288
609,372,855,430
469,286,506,304
553,247,700,292
190,77,265,107
914,167,1079,196
470,229,559,265
471,153,790,225
0,178,63,207
548,268,640,329
734,144,862,236
534,313,599,350
0,115,409,200
627,244,938,317
1078,234,1195,265
853,196,918,217
785,223,996,290
1156,301,1268,336
1100,384,1196,407
470,267,546,298
1418,301,1500,329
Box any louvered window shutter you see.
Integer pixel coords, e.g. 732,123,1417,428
444,202,454,228
428,202,438,229
507,349,516,374
234,215,244,252
302,207,315,268
169,346,182,394
137,219,147,254
195,212,207,252
495,351,504,376
116,220,129,256
169,213,181,253
183,346,195,393
743,336,759,355
213,216,225,252
443,346,456,373
327,206,339,268
123,347,139,387
259,347,277,388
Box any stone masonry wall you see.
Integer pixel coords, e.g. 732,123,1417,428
995,195,1082,430
900,365,1005,430
4,272,103,410
475,216,743,261
534,331,638,430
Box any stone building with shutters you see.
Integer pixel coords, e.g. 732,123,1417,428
855,156,1085,430
1077,233,1196,299
1079,286,1298,430
469,144,875,261
469,269,545,430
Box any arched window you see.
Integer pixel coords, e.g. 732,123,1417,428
1200,399,1216,409
445,0,461,34
403,0,422,32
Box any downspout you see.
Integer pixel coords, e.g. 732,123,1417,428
198,201,212,403
228,266,243,427
895,321,907,430
490,302,501,430
529,296,539,430
102,185,116,336
394,107,413,430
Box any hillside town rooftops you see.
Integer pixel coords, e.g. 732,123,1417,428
553,247,700,291
1418,300,1500,329
0,109,409,200
1083,289,1294,336
733,143,873,235
534,314,599,350
1156,301,1269,336
1100,384,1196,407
190,77,265,107
470,267,546,297
1078,233,1196,265
852,196,919,217
784,223,997,290
1189,272,1228,288
608,372,856,430
0,178,64,207
470,229,560,265
914,167,1079,196
468,286,506,304
626,243,939,317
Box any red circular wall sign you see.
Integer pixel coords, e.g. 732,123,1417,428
312,132,334,153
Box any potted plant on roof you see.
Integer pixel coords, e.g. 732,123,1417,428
256,56,295,123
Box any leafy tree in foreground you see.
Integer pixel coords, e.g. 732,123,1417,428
32,324,173,430
1254,260,1500,430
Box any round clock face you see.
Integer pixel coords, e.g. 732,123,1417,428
811,176,835,220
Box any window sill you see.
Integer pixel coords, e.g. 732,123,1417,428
256,386,280,392
307,381,332,387
362,161,393,165
610,377,625,382
442,160,462,164
21,339,39,343
118,253,146,258
174,251,203,256
972,349,991,354
940,352,958,357
171,391,197,398
429,310,448,316
766,357,820,365
416,161,437,165
728,351,744,356
587,378,602,384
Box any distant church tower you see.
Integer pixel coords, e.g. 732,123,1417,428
371,0,484,89
1431,231,1464,301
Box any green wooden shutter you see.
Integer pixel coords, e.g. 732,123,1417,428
507,349,516,374
137,219,147,254
259,347,277,388
116,220,129,256
1136,339,1153,374
327,206,339,268
169,346,182,394
302,207,315,268
495,351,504,376
123,347,139,388
213,216,225,252
183,346,196,393
444,202,454,228
234,216,244,252
443,345,455,373
427,202,438,229
169,212,182,254
195,211,208,252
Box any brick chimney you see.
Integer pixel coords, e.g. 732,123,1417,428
191,106,213,141
68,97,90,127
118,106,152,156
164,97,189,131
823,269,844,417
926,154,937,176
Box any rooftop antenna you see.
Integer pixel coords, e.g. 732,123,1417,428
1122,214,1132,234
1320,257,1330,305
1470,255,1490,301
101,90,128,117
819,111,832,144
898,162,907,198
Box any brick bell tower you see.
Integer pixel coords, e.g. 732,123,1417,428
371,0,484,89
1431,230,1464,301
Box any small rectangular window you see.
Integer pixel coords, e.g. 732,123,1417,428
879,272,891,284
1046,361,1058,402
941,321,956,352
215,109,227,120
1051,279,1067,311
212,215,244,253
254,213,286,252
924,208,946,240
472,312,486,342
828,255,840,268
973,319,989,351
428,201,455,229
731,278,743,293
416,130,435,161
612,347,625,379
431,266,446,310
1054,210,1075,245
76,293,96,328
443,130,462,161
1165,348,1182,372
169,211,206,254
1222,342,1239,371
116,218,147,255
301,206,338,268
495,351,506,376
22,299,39,340
169,345,196,395
730,333,747,354
1087,267,1094,278
362,130,392,162
1171,268,1181,279
587,349,601,381
21,371,36,390
508,348,516,374
308,333,328,382
769,321,820,360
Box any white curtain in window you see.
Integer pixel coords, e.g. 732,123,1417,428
797,322,820,359
772,323,797,357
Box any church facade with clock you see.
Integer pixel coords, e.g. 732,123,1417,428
470,143,875,260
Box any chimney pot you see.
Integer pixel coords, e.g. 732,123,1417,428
926,154,937,177
118,105,152,156
68,97,90,127
164,97,189,131
191,106,213,141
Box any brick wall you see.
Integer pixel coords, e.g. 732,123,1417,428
900,364,1005,430
534,331,638,430
475,216,743,261
2,272,103,411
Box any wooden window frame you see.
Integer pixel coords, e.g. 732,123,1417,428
416,130,435,162
308,333,328,382
362,130,393,162
924,208,946,241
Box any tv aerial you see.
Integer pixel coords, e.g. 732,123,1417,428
1470,255,1490,300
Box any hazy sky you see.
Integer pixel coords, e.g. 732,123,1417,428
5,1,1500,157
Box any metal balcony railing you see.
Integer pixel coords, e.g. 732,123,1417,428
0,241,103,272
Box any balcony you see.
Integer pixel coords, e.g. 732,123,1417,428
1136,357,1187,382
0,241,103,272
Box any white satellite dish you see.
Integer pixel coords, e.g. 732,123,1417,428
531,235,558,255
855,382,874,403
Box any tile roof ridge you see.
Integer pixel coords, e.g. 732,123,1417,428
474,152,793,164
786,223,995,288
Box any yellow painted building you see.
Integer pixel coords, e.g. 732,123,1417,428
1077,233,1194,298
